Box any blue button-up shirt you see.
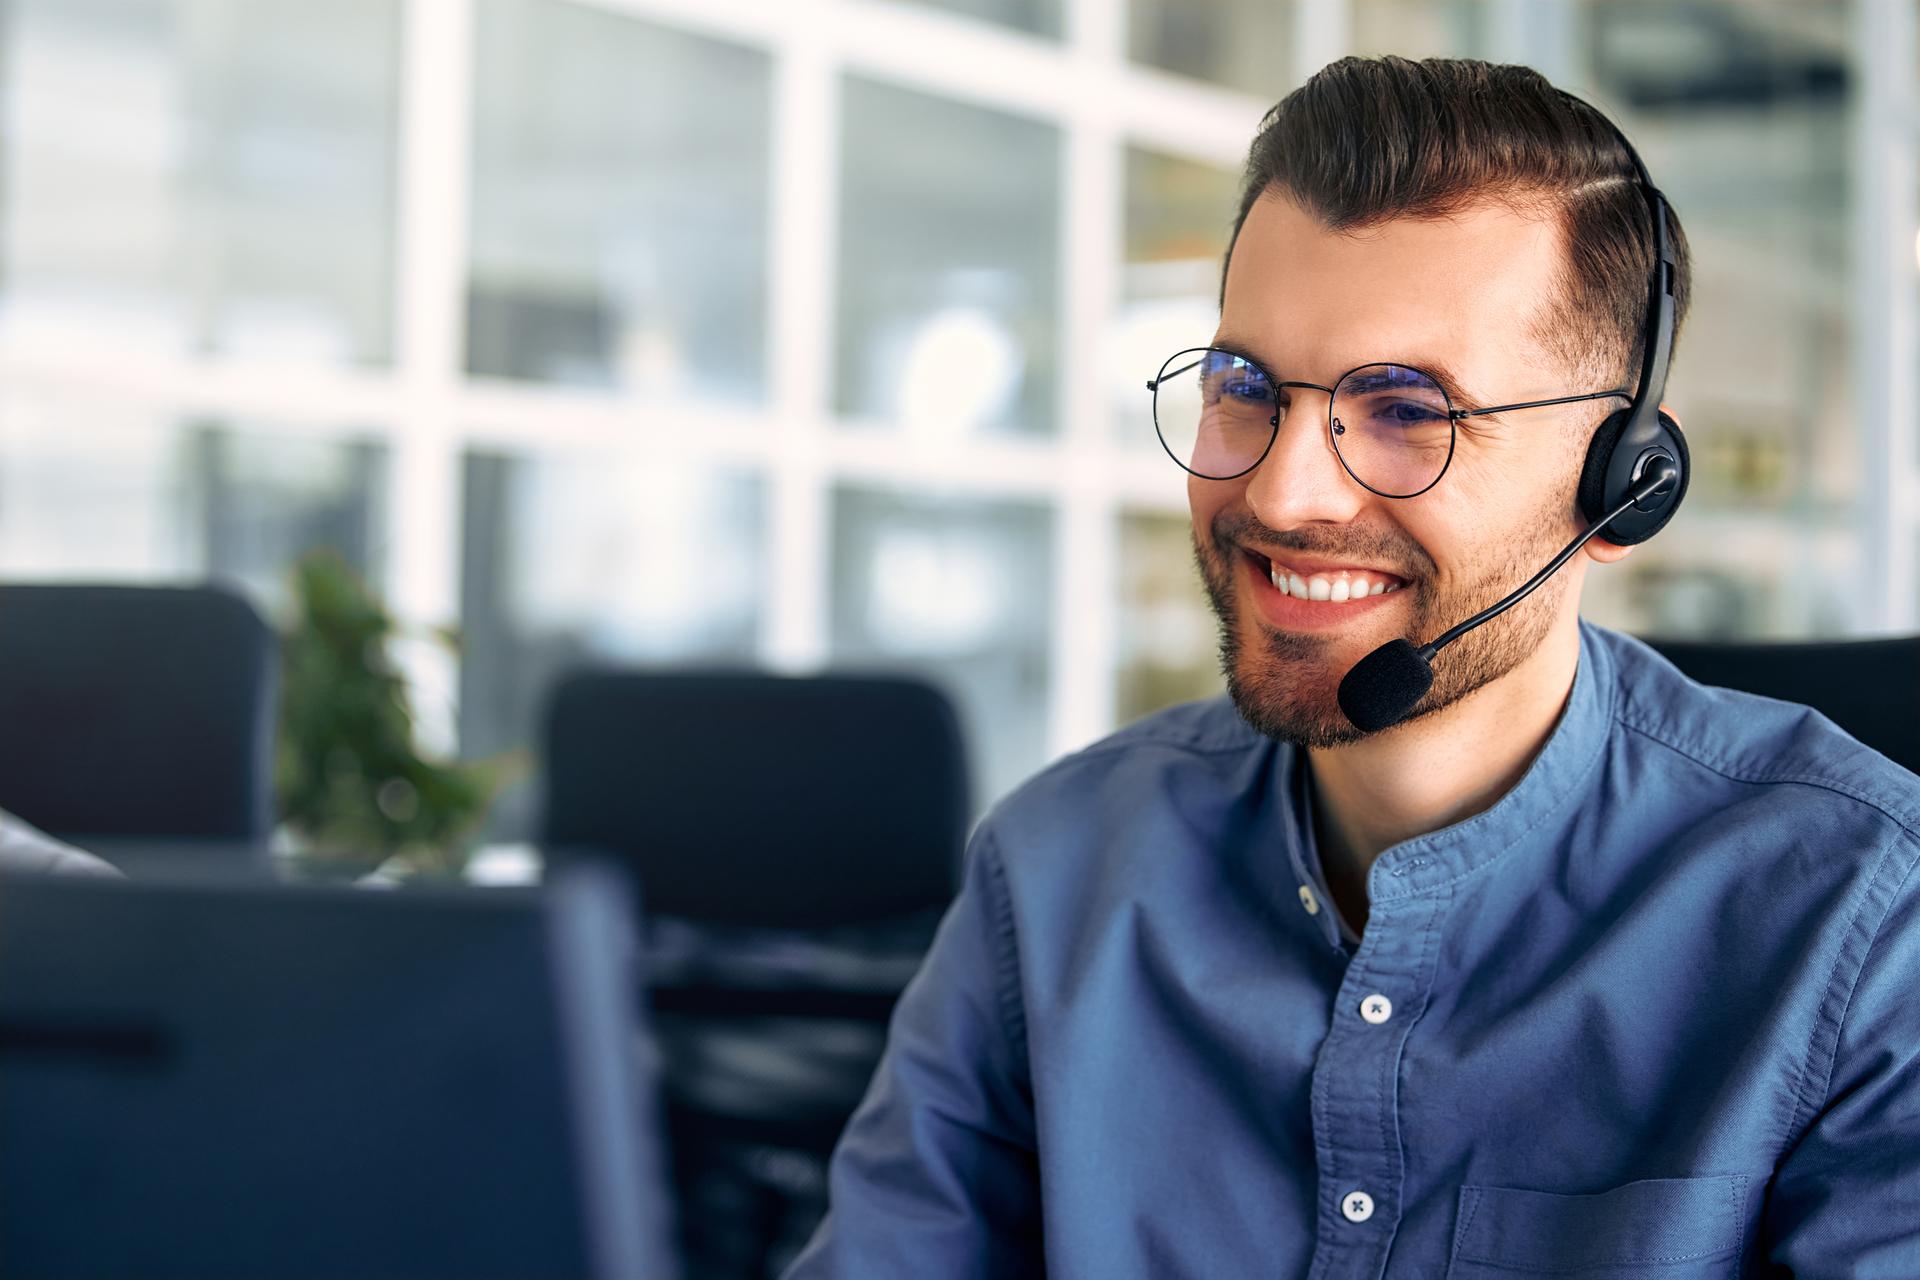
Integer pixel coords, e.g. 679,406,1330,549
784,621,1920,1278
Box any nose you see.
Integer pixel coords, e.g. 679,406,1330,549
1242,387,1370,528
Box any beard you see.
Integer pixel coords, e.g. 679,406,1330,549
1194,492,1578,748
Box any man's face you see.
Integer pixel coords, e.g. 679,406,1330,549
1194,190,1604,747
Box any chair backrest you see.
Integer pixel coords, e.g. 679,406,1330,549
539,670,969,929
1639,633,1920,776
0,584,278,845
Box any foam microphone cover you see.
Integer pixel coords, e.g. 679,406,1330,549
1338,639,1434,732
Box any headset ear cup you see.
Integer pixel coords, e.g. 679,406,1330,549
1580,409,1690,547
1651,407,1690,521
1577,409,1632,527
1635,408,1697,545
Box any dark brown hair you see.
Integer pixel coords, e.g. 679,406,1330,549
1221,55,1690,392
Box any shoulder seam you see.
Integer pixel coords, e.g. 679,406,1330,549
1613,707,1920,843
1796,830,1920,1133
1615,694,1920,1139
1049,717,1261,771
977,828,1031,1069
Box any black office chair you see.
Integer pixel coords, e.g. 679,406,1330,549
541,670,967,929
1639,633,1920,776
0,584,278,860
538,669,970,1278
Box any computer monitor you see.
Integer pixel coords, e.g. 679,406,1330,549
0,868,677,1279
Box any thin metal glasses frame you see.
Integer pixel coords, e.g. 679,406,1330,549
1147,346,1633,498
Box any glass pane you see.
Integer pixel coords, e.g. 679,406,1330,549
1116,148,1240,451
459,450,763,834
0,390,386,618
192,428,389,616
1577,0,1854,637
1116,511,1222,724
894,0,1062,38
1128,0,1291,98
1352,0,1491,59
468,0,772,399
0,0,399,365
830,486,1052,813
836,77,1061,438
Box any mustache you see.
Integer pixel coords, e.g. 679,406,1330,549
1207,511,1431,580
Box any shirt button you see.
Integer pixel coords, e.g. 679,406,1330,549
1342,1190,1374,1222
1360,993,1393,1024
1298,884,1320,915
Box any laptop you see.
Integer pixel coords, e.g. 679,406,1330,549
0,867,676,1278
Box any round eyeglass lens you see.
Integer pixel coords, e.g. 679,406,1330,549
1152,347,1277,480
1330,363,1454,497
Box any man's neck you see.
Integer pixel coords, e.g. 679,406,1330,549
1306,618,1583,931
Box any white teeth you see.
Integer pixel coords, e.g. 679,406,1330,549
1266,565,1405,601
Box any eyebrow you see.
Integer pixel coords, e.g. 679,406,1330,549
1209,334,1486,412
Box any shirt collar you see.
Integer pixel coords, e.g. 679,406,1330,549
1279,618,1617,933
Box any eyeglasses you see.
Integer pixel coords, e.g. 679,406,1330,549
1147,347,1632,498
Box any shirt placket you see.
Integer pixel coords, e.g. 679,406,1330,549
1286,754,1357,956
1305,889,1446,1280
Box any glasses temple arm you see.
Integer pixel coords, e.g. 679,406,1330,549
1146,357,1209,391
1451,389,1632,420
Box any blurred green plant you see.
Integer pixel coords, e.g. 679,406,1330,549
276,549,514,878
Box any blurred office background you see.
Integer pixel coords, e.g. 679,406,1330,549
0,0,1914,831
3,2,1916,1276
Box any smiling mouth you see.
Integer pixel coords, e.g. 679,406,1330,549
1240,549,1409,603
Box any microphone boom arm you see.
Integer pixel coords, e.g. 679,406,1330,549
1422,456,1680,659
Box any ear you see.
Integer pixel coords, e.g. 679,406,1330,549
1583,535,1636,565
1582,402,1682,565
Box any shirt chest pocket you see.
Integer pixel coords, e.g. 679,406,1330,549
1445,1174,1749,1279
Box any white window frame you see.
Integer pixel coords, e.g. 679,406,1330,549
0,0,1911,770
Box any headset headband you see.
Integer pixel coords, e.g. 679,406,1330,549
1556,89,1675,434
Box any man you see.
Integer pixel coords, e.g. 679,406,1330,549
786,57,1919,1277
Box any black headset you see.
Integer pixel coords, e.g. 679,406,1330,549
1564,88,1689,546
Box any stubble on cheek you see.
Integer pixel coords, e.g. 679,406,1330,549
1409,498,1576,720
1188,489,1576,746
